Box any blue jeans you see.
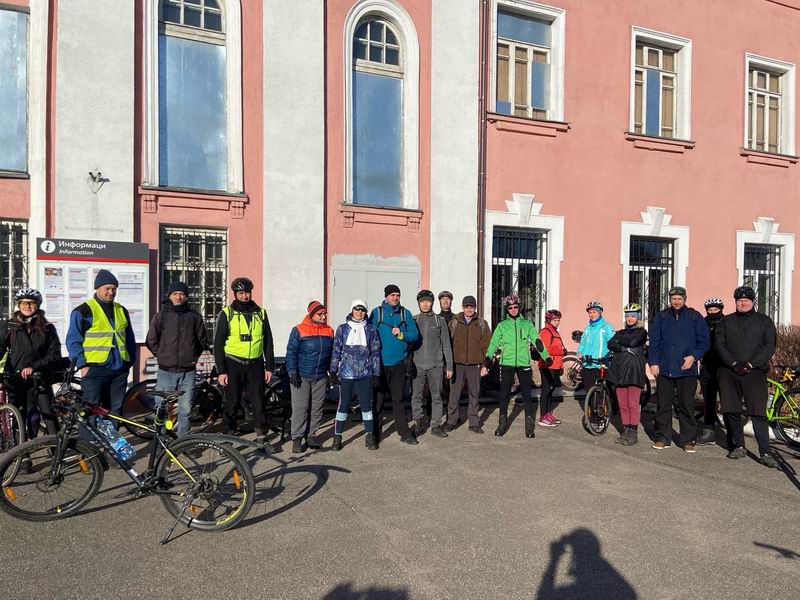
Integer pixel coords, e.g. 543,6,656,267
80,366,129,439
156,369,196,436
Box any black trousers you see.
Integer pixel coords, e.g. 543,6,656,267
699,366,720,427
654,376,698,445
499,366,535,420
582,369,599,394
723,413,771,454
222,359,266,434
540,368,561,417
718,367,771,454
8,378,58,437
374,363,411,439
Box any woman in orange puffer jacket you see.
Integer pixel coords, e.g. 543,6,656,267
538,310,565,427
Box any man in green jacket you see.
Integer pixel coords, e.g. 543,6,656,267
482,294,550,438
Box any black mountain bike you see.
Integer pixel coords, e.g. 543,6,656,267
0,362,255,544
582,356,613,436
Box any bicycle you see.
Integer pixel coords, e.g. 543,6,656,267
581,356,613,436
766,366,800,448
0,361,255,544
0,374,25,485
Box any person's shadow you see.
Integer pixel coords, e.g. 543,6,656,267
536,528,637,600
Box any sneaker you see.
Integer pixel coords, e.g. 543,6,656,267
400,435,419,445
549,413,562,425
332,434,343,451
759,452,779,469
468,425,484,434
306,435,322,450
696,428,715,446
414,418,429,435
430,426,448,438
364,433,377,450
726,447,746,459
683,443,696,454
291,439,304,454
443,423,457,433
538,415,556,427
652,441,670,450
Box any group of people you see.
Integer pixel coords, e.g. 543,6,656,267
0,269,781,469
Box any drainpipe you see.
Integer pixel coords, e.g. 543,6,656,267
476,0,490,315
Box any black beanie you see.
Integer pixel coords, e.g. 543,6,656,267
167,281,189,296
94,269,118,289
384,284,401,297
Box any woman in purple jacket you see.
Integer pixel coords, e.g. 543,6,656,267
330,299,382,451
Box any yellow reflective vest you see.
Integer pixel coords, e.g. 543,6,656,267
83,298,130,364
222,306,267,359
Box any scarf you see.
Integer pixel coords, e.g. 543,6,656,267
345,317,368,347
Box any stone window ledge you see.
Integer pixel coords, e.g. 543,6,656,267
340,203,423,231
624,132,696,153
488,113,570,138
739,148,798,168
138,185,249,218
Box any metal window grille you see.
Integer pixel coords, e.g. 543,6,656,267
160,226,227,343
743,243,781,321
628,237,674,324
491,227,548,328
0,219,28,318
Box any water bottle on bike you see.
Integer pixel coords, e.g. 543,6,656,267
95,418,136,461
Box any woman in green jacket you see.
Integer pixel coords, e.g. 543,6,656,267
482,295,550,438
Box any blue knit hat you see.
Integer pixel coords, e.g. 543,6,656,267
94,269,119,289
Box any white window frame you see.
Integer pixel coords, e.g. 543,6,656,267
629,27,692,140
491,0,565,122
143,0,243,193
736,217,795,325
343,0,419,209
743,53,795,156
620,207,689,314
633,43,677,138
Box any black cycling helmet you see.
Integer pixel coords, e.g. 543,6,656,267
417,289,435,302
231,277,254,293
15,288,43,306
438,290,453,300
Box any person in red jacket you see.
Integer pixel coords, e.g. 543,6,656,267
538,309,565,427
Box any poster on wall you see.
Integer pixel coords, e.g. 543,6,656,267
36,238,150,344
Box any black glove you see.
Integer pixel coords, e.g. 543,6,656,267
371,376,381,389
544,356,554,367
732,362,752,376
290,373,302,388
329,373,340,386
483,357,493,369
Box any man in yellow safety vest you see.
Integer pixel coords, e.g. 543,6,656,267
66,269,137,414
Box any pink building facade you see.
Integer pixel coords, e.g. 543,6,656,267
1,0,799,371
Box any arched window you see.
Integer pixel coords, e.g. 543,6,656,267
345,1,419,209
144,0,242,193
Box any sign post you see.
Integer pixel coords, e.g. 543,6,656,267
36,238,150,343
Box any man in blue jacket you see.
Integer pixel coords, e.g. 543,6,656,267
648,286,710,453
369,284,420,445
66,269,137,416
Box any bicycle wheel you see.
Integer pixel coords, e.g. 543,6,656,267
582,385,610,436
156,437,254,532
0,404,26,485
122,380,157,439
772,395,800,449
0,436,104,521
560,355,582,391
189,383,223,434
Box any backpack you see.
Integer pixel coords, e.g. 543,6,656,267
377,305,406,329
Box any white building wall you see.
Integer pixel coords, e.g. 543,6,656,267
54,1,134,241
429,0,480,301
263,0,326,353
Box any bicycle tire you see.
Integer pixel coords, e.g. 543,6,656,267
156,437,254,532
190,383,223,434
560,355,582,391
582,385,610,436
771,395,800,449
122,380,158,439
0,436,104,522
0,404,26,485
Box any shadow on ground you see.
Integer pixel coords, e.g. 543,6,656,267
322,583,409,599
535,528,637,600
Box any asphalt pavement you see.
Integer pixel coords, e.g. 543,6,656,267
2,397,798,600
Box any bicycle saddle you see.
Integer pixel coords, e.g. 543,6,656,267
147,389,185,399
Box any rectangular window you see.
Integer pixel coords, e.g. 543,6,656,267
496,9,552,120
160,226,227,342
634,43,677,138
158,35,227,191
0,9,28,172
746,65,787,154
628,237,674,324
491,227,548,328
0,220,28,318
743,243,781,321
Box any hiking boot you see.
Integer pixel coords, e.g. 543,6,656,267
430,426,448,438
696,428,716,446
615,427,629,445
291,438,304,454
443,422,457,433
683,443,696,454
469,425,484,434
332,434,343,451
652,440,670,450
726,447,746,459
414,417,428,435
624,427,639,446
257,434,277,454
364,433,377,450
400,435,419,445
759,452,779,469
494,415,508,437
525,417,536,439
307,435,322,450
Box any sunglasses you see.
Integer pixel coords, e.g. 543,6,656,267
353,307,367,312
508,305,520,310
18,301,37,307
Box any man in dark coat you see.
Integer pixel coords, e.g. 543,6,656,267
697,297,725,445
648,286,710,453
146,280,208,436
715,286,778,468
